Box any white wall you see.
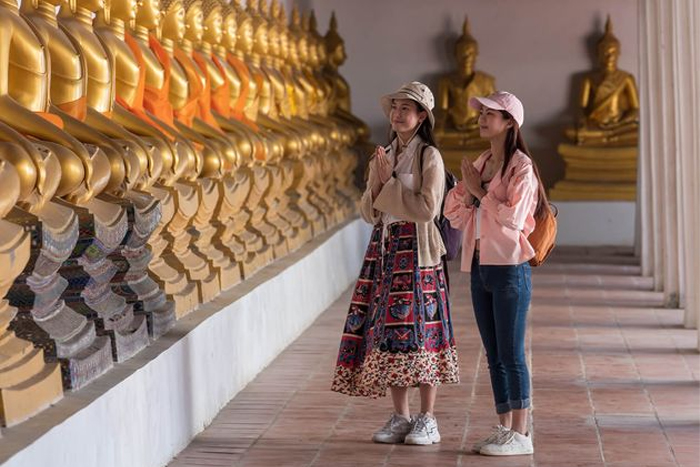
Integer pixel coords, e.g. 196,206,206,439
305,0,639,189
0,220,371,467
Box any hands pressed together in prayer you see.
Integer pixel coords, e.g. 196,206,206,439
461,156,485,205
371,145,393,197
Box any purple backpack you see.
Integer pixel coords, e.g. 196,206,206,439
420,145,463,261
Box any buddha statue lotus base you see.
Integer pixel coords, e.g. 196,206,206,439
107,192,176,338
57,198,150,363
191,179,240,292
0,220,63,427
147,186,200,319
550,143,637,201
7,205,114,391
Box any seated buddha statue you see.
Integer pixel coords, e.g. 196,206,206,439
565,16,639,146
322,12,371,147
434,16,495,173
58,0,176,338
552,16,639,201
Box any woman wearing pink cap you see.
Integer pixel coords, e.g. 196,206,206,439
444,91,546,456
331,82,459,446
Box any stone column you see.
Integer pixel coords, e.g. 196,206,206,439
638,0,700,346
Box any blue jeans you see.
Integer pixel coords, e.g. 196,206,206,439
470,254,532,414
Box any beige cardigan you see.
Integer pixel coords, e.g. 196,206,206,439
360,137,446,267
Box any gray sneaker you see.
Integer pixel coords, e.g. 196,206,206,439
372,413,413,444
404,413,441,445
471,425,510,453
480,430,534,456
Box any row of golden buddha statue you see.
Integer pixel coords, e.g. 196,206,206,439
436,16,639,201
0,0,368,428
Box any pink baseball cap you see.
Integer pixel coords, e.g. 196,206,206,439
469,91,525,128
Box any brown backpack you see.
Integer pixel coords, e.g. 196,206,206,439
528,202,558,267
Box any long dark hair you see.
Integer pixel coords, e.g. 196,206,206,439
387,101,437,148
500,110,547,218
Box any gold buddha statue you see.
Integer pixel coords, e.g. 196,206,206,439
0,0,117,394
22,0,157,367
58,0,176,338
305,10,360,225
435,16,495,174
232,0,291,260
219,0,279,276
58,0,158,194
322,12,370,147
552,16,639,201
256,0,313,252
148,0,222,304
184,0,246,290
274,3,326,236
125,0,201,317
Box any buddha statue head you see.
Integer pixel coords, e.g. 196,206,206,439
63,0,103,16
306,11,325,69
234,2,253,56
201,0,223,47
288,5,307,67
248,0,269,57
275,3,291,65
219,0,236,52
454,16,478,77
265,10,282,62
160,0,186,42
182,0,204,45
597,15,620,72
324,12,346,70
101,0,137,24
135,0,161,31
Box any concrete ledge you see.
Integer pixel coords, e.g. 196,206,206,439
0,218,371,467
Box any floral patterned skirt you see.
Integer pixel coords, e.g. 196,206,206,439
331,222,459,398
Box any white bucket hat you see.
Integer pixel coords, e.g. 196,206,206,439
380,81,435,129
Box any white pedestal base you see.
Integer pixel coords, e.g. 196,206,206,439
554,201,636,247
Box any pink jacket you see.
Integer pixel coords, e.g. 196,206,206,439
444,149,538,272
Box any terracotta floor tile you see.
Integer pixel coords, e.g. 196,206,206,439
168,256,698,467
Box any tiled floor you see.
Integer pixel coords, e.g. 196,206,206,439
168,255,700,467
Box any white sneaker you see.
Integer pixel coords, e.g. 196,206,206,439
480,430,534,456
372,413,413,444
471,425,510,453
404,413,441,445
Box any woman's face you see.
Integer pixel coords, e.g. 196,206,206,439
478,107,512,139
390,98,426,134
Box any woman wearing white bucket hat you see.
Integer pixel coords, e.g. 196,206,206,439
444,91,548,456
331,82,459,446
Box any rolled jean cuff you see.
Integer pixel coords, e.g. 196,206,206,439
495,398,531,414
509,398,531,411
495,401,511,414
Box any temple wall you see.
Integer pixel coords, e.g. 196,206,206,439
302,0,639,190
